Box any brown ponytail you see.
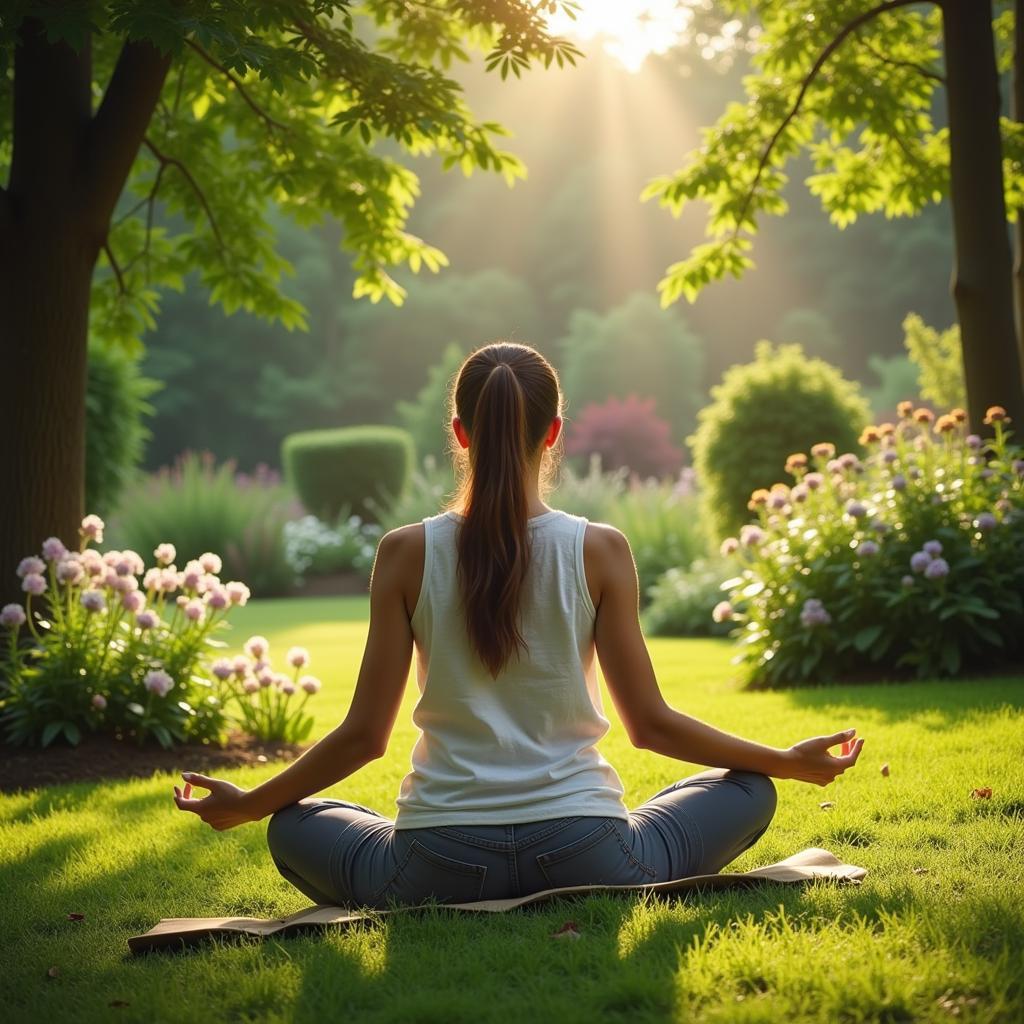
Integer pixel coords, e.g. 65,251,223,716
448,342,562,678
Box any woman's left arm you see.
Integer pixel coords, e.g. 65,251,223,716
173,528,416,830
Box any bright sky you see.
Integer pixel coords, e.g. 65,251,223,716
546,0,694,73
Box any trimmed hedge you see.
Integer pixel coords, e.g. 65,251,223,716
690,342,870,540
282,426,414,523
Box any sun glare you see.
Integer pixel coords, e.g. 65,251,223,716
546,0,694,73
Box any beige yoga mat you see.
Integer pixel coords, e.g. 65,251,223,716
128,847,866,954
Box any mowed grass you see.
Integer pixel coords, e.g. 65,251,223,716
2,595,1023,1023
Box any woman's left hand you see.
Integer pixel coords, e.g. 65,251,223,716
173,771,256,831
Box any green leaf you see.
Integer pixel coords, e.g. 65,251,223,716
41,721,63,748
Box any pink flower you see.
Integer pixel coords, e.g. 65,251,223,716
113,574,139,594
257,669,275,688
135,610,159,630
81,590,107,613
245,635,269,659
160,568,180,593
205,586,229,610
22,573,46,596
280,679,296,695
199,552,222,574
975,513,998,532
91,693,108,710
923,557,950,580
79,514,105,542
225,581,250,606
80,549,104,576
103,549,123,568
243,677,260,694
287,646,310,669
143,567,163,591
42,537,68,562
182,560,205,591
923,540,943,557
143,669,174,697
57,558,85,585
103,569,121,590
857,540,880,557
804,472,824,491
739,524,764,548
121,590,145,613
711,601,733,624
719,537,739,557
274,672,290,689
910,551,932,574
799,598,832,628
300,675,321,695
183,598,206,623
790,484,809,503
16,556,45,578
232,654,251,678
153,543,176,566
0,604,26,628
119,550,145,576
211,658,234,681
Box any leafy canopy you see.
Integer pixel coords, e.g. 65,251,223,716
0,1,582,352
643,0,1019,307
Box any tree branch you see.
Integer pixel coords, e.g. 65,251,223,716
185,39,289,133
860,36,945,84
103,241,126,295
728,0,937,246
141,137,226,252
86,37,173,230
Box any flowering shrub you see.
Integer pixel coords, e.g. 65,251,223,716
643,558,736,637
0,517,253,748
212,637,321,743
284,512,380,582
715,406,1024,684
566,394,684,479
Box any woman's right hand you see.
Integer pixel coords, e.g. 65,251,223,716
779,728,865,786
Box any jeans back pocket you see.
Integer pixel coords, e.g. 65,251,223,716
535,819,655,889
376,838,488,907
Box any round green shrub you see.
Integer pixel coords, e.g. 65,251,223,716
690,342,870,539
282,426,414,523
85,340,161,517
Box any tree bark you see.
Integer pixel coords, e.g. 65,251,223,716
941,0,1024,430
0,19,170,611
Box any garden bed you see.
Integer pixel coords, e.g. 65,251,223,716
0,729,306,794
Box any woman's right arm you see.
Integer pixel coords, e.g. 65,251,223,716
587,524,863,786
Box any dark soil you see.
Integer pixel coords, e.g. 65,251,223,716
0,730,307,794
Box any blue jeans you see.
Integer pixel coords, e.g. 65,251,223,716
266,768,777,909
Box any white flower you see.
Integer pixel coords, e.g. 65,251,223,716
143,669,174,697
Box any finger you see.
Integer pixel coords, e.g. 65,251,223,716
184,782,193,798
822,728,856,749
182,772,220,790
174,796,205,813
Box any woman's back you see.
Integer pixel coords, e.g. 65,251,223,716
395,508,628,828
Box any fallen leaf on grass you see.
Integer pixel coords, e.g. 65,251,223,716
47,966,59,979
880,763,890,777
67,912,85,921
551,921,581,940
970,787,992,800
819,801,834,809
912,867,930,875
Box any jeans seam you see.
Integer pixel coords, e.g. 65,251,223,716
609,822,658,878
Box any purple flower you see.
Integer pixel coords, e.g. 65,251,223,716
300,675,322,695
804,472,825,491
857,540,880,557
980,468,995,481
211,658,234,681
16,556,45,578
871,519,890,535
975,512,997,532
740,525,764,548
91,693,107,710
243,677,260,694
923,540,943,557
1013,459,1024,476
799,598,832,628
135,610,159,630
0,604,26,628
881,449,899,465
280,680,297,696
909,467,922,480
712,601,734,623
838,452,861,471
791,484,809,503
966,434,982,450
79,514,105,542
22,573,46,596
144,669,174,697
182,560,205,591
901,575,915,588
287,646,310,668
183,598,206,623
258,670,275,689
41,537,68,562
121,590,145,613
910,551,932,574
81,590,107,613
923,557,950,580
719,537,739,556
57,558,85,585
206,585,229,610
891,474,907,492
768,491,788,511
845,500,868,519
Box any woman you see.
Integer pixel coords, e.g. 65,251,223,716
173,342,864,908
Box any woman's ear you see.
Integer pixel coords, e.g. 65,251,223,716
545,416,563,449
452,416,470,450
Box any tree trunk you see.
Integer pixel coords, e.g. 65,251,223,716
941,0,1024,430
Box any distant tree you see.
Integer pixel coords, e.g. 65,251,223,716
645,0,1024,431
773,308,842,359
565,395,684,480
0,2,581,603
902,312,966,409
396,342,466,461
864,353,921,418
558,293,705,441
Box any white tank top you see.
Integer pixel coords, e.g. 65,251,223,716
394,508,629,828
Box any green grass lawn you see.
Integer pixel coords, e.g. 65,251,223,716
2,595,1023,1023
